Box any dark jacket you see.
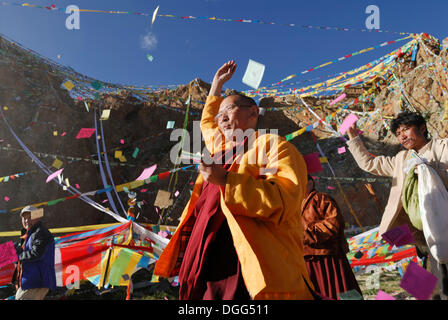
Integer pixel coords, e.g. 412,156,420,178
14,221,56,291
301,190,349,256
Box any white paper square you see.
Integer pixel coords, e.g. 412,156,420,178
242,59,265,89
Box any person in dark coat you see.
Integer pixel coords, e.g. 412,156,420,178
13,206,56,300
301,175,362,300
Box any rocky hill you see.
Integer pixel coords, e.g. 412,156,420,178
0,32,446,236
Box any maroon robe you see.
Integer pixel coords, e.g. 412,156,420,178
178,145,250,300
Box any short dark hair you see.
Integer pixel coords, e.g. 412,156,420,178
390,111,428,138
227,93,258,108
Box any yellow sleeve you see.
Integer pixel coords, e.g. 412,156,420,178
200,95,225,155
224,135,307,225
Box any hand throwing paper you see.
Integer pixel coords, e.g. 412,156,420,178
0,241,18,269
242,59,265,90
339,113,359,135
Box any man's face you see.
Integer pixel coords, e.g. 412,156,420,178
21,212,37,230
215,95,258,140
395,124,428,151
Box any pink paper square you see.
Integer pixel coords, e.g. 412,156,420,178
46,168,64,183
376,290,396,300
0,241,18,268
338,147,346,154
174,191,180,197
120,139,124,144
329,93,346,106
381,224,415,247
75,128,96,139
339,113,359,135
303,152,323,174
136,164,157,181
4,196,10,202
400,261,437,300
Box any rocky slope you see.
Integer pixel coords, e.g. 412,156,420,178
0,33,446,236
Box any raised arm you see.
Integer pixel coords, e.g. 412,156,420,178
345,123,396,177
201,61,237,153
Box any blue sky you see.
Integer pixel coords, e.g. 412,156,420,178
0,0,447,93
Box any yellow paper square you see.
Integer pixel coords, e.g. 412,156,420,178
52,158,63,169
114,150,123,159
63,80,75,91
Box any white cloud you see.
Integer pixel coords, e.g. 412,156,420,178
140,32,158,50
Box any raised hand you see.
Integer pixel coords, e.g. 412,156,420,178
209,60,237,96
346,123,359,140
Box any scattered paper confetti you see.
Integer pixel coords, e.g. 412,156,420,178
400,261,437,300
329,93,347,106
52,158,63,169
0,241,18,268
376,290,396,300
151,5,160,25
53,131,58,136
338,147,346,154
303,152,323,174
62,80,75,91
46,168,64,183
381,224,415,247
166,121,175,129
338,289,363,300
4,196,10,202
120,139,125,144
132,147,139,159
100,109,111,120
174,190,180,197
136,164,157,181
146,54,154,62
242,59,265,89
75,128,96,139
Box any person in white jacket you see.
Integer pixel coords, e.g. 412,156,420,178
345,111,448,300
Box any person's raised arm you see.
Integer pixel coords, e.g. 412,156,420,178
201,61,237,153
209,60,237,97
345,123,396,177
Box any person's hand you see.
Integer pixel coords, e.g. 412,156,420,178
198,161,228,186
209,60,237,96
346,123,359,140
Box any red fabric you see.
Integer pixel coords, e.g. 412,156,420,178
178,143,250,300
305,253,362,300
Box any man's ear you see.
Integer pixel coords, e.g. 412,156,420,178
419,123,427,137
250,106,259,119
